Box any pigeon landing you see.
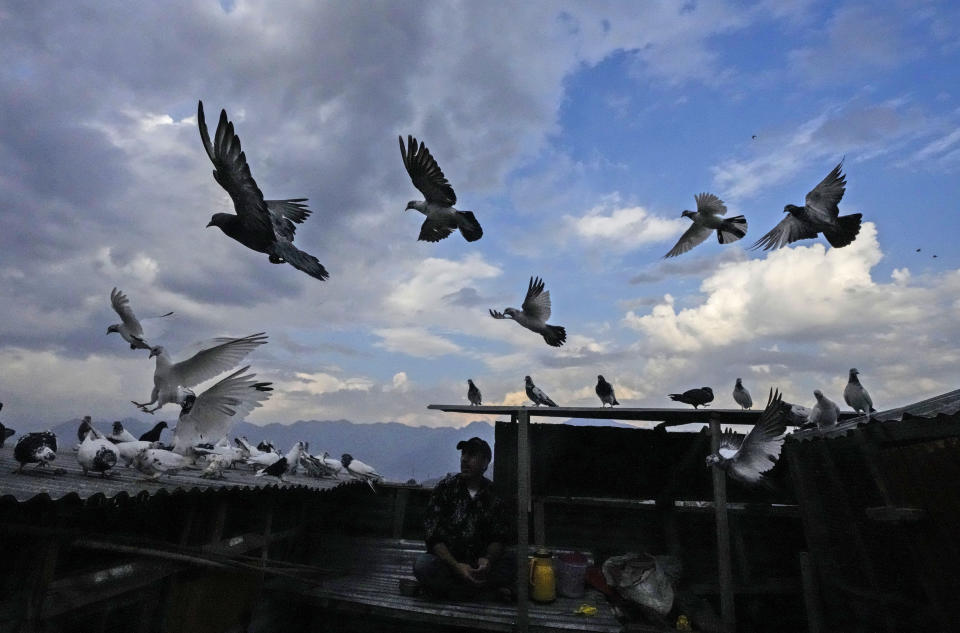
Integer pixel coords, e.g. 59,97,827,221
668,387,714,408
843,368,876,415
595,375,619,407
399,135,483,243
13,432,58,473
706,388,790,486
198,101,329,281
752,161,862,251
525,376,558,407
489,277,567,347
733,378,752,410
809,390,840,429
663,193,747,258
467,379,482,406
106,287,173,351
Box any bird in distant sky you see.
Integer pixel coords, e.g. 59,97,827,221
669,387,714,408
490,277,566,347
107,421,137,444
733,378,752,410
525,375,558,407
752,160,862,251
809,390,840,429
132,332,268,414
663,193,747,258
197,101,329,281
13,432,58,473
706,388,790,486
467,379,482,406
107,288,173,351
595,375,619,407
398,135,483,243
843,368,876,415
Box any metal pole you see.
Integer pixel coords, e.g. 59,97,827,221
515,410,530,633
710,418,736,633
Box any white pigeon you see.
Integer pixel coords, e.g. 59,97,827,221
234,436,260,459
170,366,273,456
107,421,138,444
132,332,268,414
247,447,283,468
732,378,753,410
201,454,230,479
283,441,305,475
77,425,120,477
663,193,747,258
524,375,558,407
705,388,789,486
115,440,158,467
808,390,840,429
193,439,247,469
133,447,191,481
489,277,566,347
106,287,173,351
341,453,383,491
843,368,876,415
321,452,345,478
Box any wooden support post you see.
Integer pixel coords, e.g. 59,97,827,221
799,551,822,633
709,417,736,633
515,410,530,633
392,487,410,539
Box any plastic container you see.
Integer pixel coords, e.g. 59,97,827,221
556,552,589,598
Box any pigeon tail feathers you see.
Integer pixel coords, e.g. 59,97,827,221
271,241,329,281
717,215,747,244
455,211,483,242
542,325,566,347
823,213,862,248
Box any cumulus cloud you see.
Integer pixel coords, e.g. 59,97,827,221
566,196,686,251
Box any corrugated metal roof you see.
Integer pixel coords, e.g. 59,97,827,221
0,444,350,503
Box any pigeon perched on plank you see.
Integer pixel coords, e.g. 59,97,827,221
133,447,190,481
108,421,138,444
525,375,558,407
808,390,840,429
490,277,566,347
106,287,173,351
595,375,619,407
198,101,329,281
342,453,383,491
139,420,168,442
705,388,790,486
13,432,58,473
467,379,482,406
663,193,747,258
77,424,119,477
668,387,714,408
732,378,752,410
114,440,159,467
399,135,482,243
752,160,862,251
255,456,288,482
843,368,876,415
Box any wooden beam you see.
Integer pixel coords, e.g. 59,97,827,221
515,410,530,633
709,418,736,633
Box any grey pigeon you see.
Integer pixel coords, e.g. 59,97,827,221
198,101,329,281
668,387,714,408
467,379,482,406
595,375,619,407
706,388,790,486
663,193,747,258
808,390,840,429
490,277,566,347
785,402,812,426
107,288,173,351
843,368,876,415
732,378,752,410
399,135,482,243
752,160,862,251
524,375,558,407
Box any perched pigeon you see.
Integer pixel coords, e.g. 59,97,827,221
525,375,558,407
843,368,876,415
399,135,483,243
467,379,482,406
706,388,790,486
139,420,169,443
300,452,340,479
192,439,247,470
320,452,345,477
255,456,288,482
106,287,173,351
114,440,158,467
808,390,840,429
77,424,119,477
170,366,273,456
77,416,94,444
732,378,752,410
13,432,58,473
663,193,747,258
668,387,714,409
752,161,862,251
595,375,619,407
489,277,567,347
133,447,190,481
257,440,276,454
132,332,268,413
342,453,383,491
108,421,138,444
201,454,230,480
0,423,13,448
198,101,329,281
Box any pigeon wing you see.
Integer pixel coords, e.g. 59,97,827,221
110,288,144,337
266,198,311,241
664,223,712,258
169,332,268,390
418,216,455,242
695,192,727,216
805,161,846,222
521,276,552,322
729,388,789,483
750,213,819,251
399,135,457,206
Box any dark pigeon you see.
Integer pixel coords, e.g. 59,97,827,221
139,420,168,442
0,403,13,448
490,276,567,347
668,387,714,408
595,375,619,407
13,432,58,473
256,456,288,482
467,379,482,406
525,376,558,407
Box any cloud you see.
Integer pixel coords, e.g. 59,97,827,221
373,327,463,358
566,196,686,251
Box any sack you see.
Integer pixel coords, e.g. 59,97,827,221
601,553,681,615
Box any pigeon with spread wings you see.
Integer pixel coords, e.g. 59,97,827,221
198,101,328,281
664,193,747,258
107,287,173,351
489,276,566,347
705,388,790,486
399,135,482,243
752,161,862,251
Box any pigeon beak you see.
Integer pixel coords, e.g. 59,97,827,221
205,220,214,227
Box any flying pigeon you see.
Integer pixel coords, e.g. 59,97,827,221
751,160,862,251
139,420,169,442
106,287,173,351
663,193,747,258
398,134,483,243
170,366,273,456
77,424,119,477
489,277,567,347
341,453,383,491
525,375,558,407
198,101,329,281
467,379,482,406
843,368,876,415
595,375,619,407
705,388,790,486
255,456,289,482
808,390,840,429
668,387,714,408
108,421,138,444
732,378,752,410
132,332,268,413
13,432,58,473
133,447,190,481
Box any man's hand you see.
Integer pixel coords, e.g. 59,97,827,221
474,557,491,580
455,562,484,586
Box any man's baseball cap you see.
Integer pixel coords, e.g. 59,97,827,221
456,437,492,460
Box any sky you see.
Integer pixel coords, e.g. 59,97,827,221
2,0,960,432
